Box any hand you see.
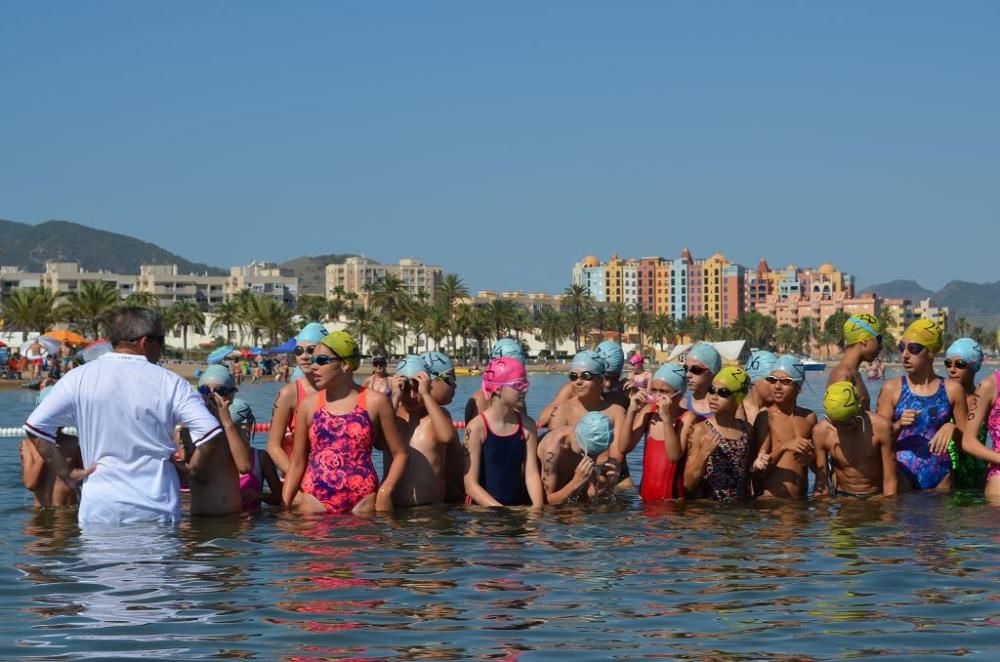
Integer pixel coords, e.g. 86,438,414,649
897,409,920,430
390,376,406,398
656,392,681,421
414,372,431,397
790,437,814,464
753,453,770,472
62,465,96,489
628,390,649,414
375,487,394,512
573,455,596,486
930,424,953,455
213,393,232,423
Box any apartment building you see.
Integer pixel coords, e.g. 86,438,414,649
325,256,443,304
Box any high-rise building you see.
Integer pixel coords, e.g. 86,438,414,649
228,262,298,305
571,255,607,301
325,256,443,304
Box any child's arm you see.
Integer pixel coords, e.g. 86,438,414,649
752,413,772,472
257,451,283,506
281,402,314,507
215,394,252,475
20,439,44,491
265,385,296,473
523,422,545,508
879,427,898,496
462,420,503,507
962,377,1000,464
812,427,831,496
416,373,454,444
682,424,715,493
369,391,408,512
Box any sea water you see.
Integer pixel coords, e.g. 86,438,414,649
2,371,1000,659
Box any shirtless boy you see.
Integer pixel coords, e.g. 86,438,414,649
537,411,618,504
813,381,897,497
828,314,882,411
752,356,817,499
384,355,456,507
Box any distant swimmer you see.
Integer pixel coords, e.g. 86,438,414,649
626,353,651,392
282,332,407,514
865,357,886,381
751,356,817,500
537,412,618,504
944,339,987,490
628,362,691,501
465,338,526,425
876,320,967,491
829,314,882,411
362,354,392,399
267,322,328,475
383,354,457,507
463,357,543,507
741,350,778,425
813,382,897,498
683,367,755,502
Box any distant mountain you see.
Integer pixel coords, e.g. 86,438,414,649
278,253,357,295
0,218,225,275
863,279,1000,329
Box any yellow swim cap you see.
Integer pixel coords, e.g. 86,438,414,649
824,381,861,423
843,314,881,346
713,366,750,404
902,319,943,354
319,331,360,370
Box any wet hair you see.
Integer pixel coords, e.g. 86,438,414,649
110,307,163,347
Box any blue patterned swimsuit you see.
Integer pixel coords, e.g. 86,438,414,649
894,377,953,489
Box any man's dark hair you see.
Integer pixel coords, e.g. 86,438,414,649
110,307,163,347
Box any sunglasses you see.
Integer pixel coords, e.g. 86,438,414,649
568,371,598,382
944,358,970,370
898,342,926,355
707,385,736,399
311,354,343,366
372,360,387,368
684,364,708,376
293,345,317,356
765,376,797,386
198,385,236,397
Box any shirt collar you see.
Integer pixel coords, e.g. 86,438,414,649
105,351,153,363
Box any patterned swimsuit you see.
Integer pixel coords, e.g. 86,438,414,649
301,388,379,513
894,377,953,489
987,376,1000,483
701,422,751,502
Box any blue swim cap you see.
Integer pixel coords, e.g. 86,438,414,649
687,342,721,375
745,351,779,384
490,338,526,364
199,364,235,388
652,362,687,394
946,338,984,372
597,341,625,374
575,411,613,457
296,322,329,344
421,350,454,376
772,355,806,383
228,398,254,424
571,350,607,375
396,354,428,379
35,385,53,407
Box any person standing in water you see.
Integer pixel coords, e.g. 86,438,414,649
628,362,691,501
267,322,328,475
829,314,882,411
963,352,1000,501
944,338,988,490
682,343,722,419
741,350,778,425
537,412,618,504
876,320,967,491
627,353,652,393
465,339,527,424
597,340,629,409
363,354,392,398
683,367,755,502
463,357,544,507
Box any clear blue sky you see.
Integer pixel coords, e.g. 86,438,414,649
2,2,997,293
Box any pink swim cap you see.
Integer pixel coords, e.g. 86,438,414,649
629,353,644,366
482,357,529,397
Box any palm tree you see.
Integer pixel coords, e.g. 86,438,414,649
423,304,450,352
59,281,121,339
673,316,694,345
167,299,205,350
254,297,294,345
690,316,719,342
649,313,675,351
124,290,160,309
368,317,399,356
562,284,593,352
537,308,569,357
798,316,819,356
483,298,520,340
775,324,802,354
1,287,60,340
230,288,258,345
955,317,972,338
436,273,470,354
630,303,652,349
346,305,374,356
209,299,242,344
876,307,899,354
607,303,629,342
589,304,610,343
370,274,408,322
296,294,329,325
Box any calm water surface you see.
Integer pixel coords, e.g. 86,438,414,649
3,371,1000,659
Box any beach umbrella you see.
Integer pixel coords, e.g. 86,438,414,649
37,336,61,356
207,345,235,365
0,340,6,348
43,330,87,346
77,339,112,364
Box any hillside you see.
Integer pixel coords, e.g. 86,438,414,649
0,218,225,275
859,280,934,301
863,279,1000,329
278,254,357,295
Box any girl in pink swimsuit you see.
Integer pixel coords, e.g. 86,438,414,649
963,372,1000,499
282,331,409,514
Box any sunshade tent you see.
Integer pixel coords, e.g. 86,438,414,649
268,338,296,354
43,330,87,346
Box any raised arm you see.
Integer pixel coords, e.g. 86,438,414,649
416,373,454,443
214,393,252,474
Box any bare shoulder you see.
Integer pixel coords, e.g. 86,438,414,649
812,420,834,445
880,378,901,397
869,412,893,440
605,402,627,420
796,407,817,423
521,413,539,435
275,381,298,405
943,378,966,401
465,415,485,438
828,364,851,382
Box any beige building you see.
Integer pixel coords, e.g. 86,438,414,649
326,256,443,304
138,265,228,309
914,298,949,331
472,290,564,313
228,262,297,305
39,262,138,298
0,266,44,297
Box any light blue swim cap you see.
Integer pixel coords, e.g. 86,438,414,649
35,385,53,407
745,351,779,384
772,355,806,383
396,354,428,379
571,350,607,375
490,338,526,364
946,338,984,372
652,362,687,394
575,411,614,457
421,350,454,376
296,322,329,344
199,364,235,388
687,342,721,375
597,341,625,374
228,398,254,424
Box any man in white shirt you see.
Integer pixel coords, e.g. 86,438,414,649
25,307,223,524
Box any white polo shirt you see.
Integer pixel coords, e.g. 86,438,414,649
25,352,221,523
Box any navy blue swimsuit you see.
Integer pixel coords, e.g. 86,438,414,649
479,414,530,506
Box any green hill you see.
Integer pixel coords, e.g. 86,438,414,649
0,218,225,275
863,279,1000,330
